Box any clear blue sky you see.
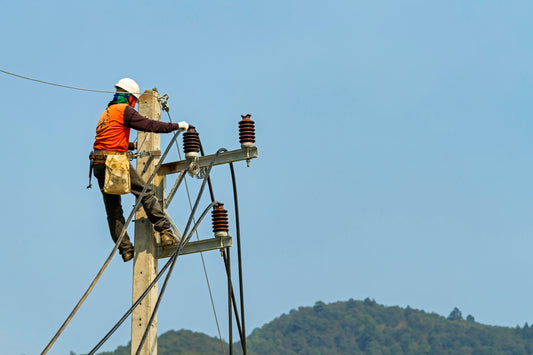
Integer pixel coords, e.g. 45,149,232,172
2,1,533,354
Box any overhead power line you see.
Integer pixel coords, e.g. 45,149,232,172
0,68,115,94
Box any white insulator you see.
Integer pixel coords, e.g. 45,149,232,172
241,141,254,148
186,151,199,159
215,230,228,237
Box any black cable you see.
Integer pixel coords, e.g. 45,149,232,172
89,131,250,354
221,250,245,345
165,113,226,354
199,141,216,203
90,145,225,354
42,129,182,355
228,248,233,355
88,201,218,355
199,137,247,354
0,68,160,99
200,140,247,354
134,148,227,354
230,162,247,354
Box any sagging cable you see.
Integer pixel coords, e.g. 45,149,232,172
88,201,218,355
41,129,183,355
89,148,226,355
134,148,227,355
165,111,226,353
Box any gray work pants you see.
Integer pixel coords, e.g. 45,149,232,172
94,163,170,252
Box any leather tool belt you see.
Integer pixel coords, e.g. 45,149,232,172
91,150,127,164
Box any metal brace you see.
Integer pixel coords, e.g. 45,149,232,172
137,150,162,175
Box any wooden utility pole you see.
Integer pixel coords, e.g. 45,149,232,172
132,90,162,355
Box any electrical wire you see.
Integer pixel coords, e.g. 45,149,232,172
41,129,182,355
0,68,115,93
134,148,227,354
87,144,249,354
221,249,245,345
0,67,162,99
31,72,251,352
39,88,250,353
198,141,247,354
87,114,227,354
165,112,226,354
87,201,218,355
230,162,247,354
227,248,233,355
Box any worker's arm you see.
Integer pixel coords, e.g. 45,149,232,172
123,105,179,133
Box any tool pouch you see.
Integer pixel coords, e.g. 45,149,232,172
104,154,131,195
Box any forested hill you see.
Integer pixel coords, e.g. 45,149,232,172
246,298,533,354
94,298,533,355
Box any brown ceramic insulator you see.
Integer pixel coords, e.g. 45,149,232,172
212,203,229,234
239,114,255,144
183,125,201,154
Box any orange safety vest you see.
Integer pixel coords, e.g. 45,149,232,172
93,104,131,152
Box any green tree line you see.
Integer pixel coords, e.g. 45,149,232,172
79,298,533,354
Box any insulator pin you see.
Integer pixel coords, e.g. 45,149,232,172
183,126,200,158
239,114,255,148
212,203,229,237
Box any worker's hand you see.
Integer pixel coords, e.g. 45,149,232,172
177,121,189,132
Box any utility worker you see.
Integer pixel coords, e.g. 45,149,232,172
91,78,189,262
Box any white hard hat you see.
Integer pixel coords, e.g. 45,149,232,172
114,78,141,99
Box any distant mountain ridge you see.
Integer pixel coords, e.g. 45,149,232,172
91,298,533,354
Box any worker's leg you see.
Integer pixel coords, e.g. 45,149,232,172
128,164,171,232
93,164,135,255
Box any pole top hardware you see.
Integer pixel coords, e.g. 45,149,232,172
129,150,161,160
158,93,170,112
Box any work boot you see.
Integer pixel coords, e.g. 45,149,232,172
119,247,135,262
160,229,179,247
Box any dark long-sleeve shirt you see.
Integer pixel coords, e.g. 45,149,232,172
123,105,179,132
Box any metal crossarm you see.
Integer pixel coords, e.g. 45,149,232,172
158,146,258,176
157,235,233,259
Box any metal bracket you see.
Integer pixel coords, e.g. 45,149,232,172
139,150,162,175
159,94,170,112
131,150,161,159
188,156,200,177
157,235,233,259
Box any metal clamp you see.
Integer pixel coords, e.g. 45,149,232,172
159,94,170,112
188,156,200,177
